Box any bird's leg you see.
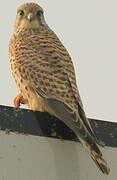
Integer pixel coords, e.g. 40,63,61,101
13,93,28,108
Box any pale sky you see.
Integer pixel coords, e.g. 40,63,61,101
0,0,117,122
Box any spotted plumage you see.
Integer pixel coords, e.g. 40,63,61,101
9,2,110,175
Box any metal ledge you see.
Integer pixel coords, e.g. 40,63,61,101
0,105,116,147
0,105,116,179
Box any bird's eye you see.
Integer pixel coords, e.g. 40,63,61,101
17,10,24,16
37,10,43,17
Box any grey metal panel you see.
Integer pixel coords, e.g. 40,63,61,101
0,105,116,179
0,131,114,180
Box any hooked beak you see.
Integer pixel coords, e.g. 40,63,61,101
27,13,35,21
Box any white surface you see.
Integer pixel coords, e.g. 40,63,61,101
0,0,116,121
0,131,115,180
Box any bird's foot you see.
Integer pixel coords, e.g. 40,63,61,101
13,93,28,108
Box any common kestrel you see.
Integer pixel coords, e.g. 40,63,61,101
9,2,110,175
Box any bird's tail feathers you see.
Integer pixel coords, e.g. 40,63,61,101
78,135,110,175
91,156,110,175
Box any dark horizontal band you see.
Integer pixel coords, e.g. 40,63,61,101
0,105,116,147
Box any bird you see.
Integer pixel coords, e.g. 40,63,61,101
9,2,110,175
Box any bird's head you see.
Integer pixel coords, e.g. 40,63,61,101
15,2,46,32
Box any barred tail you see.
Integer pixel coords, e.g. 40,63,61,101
91,153,110,175
43,97,110,175
79,135,110,175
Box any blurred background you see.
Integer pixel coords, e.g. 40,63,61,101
0,0,116,122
